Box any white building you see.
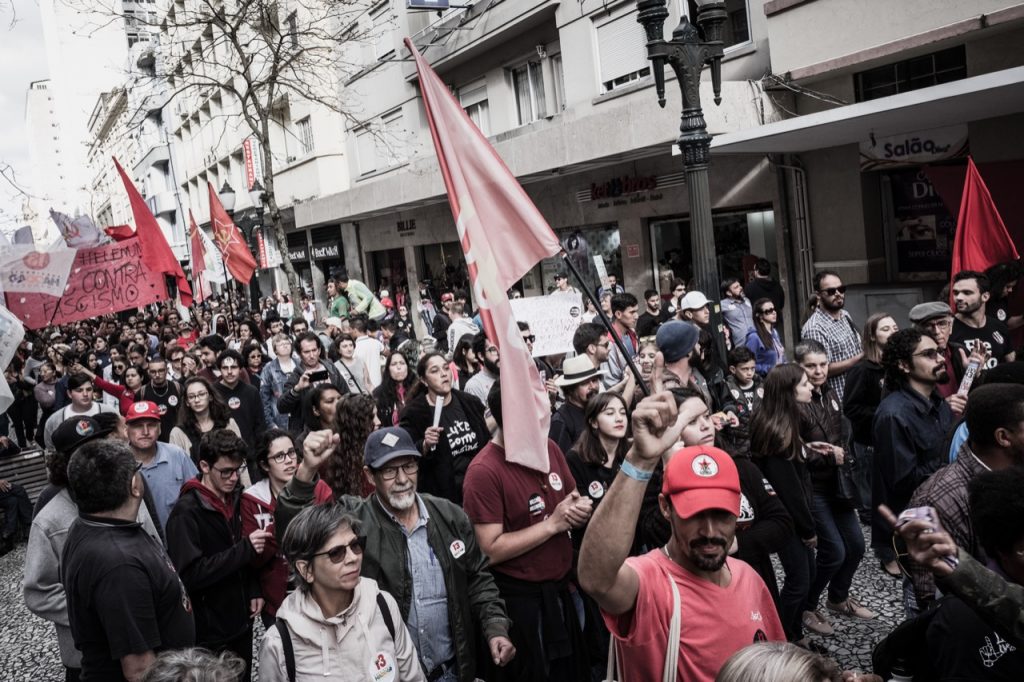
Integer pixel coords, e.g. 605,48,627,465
23,80,61,244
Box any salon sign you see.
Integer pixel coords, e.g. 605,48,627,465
859,125,967,170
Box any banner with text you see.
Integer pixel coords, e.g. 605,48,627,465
7,238,168,328
510,293,584,357
0,244,77,297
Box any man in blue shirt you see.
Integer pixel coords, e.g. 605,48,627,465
127,401,198,528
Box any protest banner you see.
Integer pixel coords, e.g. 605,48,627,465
6,238,168,329
510,293,584,357
0,244,77,297
0,304,26,414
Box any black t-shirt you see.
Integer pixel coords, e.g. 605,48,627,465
61,515,195,681
141,381,181,443
636,308,670,337
440,397,484,461
566,449,618,550
927,595,1024,681
950,316,1012,368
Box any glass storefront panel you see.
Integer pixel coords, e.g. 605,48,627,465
650,208,773,292
538,223,620,294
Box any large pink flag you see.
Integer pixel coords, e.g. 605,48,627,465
407,38,561,473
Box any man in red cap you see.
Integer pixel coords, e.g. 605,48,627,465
127,400,197,528
579,393,784,682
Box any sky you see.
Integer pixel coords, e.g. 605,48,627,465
0,0,48,234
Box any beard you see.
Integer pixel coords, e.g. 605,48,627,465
687,537,728,571
821,296,845,312
934,366,950,385
482,359,500,375
386,487,416,511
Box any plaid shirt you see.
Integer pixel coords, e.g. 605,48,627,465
801,307,862,400
907,442,990,609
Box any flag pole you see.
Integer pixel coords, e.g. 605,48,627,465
559,250,649,396
220,258,237,323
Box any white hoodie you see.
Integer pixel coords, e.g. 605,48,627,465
259,577,426,682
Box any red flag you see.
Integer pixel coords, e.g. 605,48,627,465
207,182,257,284
407,38,561,473
105,225,135,242
951,157,1019,303
114,158,193,306
188,211,207,304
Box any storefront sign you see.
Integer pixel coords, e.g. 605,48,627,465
397,219,417,235
510,294,583,357
288,245,308,262
886,169,954,280
590,175,658,201
626,244,640,258
860,125,968,170
311,243,340,260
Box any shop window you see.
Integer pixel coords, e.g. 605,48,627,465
681,0,750,50
509,60,546,126
459,79,490,136
595,6,651,92
854,45,967,102
650,209,773,289
537,224,621,296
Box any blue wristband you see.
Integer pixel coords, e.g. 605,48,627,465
620,460,654,482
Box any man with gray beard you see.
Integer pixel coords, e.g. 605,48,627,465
274,427,515,682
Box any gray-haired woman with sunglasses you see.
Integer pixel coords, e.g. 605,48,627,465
260,504,426,681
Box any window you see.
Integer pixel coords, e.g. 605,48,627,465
854,45,967,102
355,127,378,175
510,61,546,126
380,110,405,166
682,0,750,50
369,2,394,61
595,8,650,92
297,117,314,155
459,79,490,136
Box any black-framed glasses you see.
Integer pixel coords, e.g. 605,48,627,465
912,348,942,360
375,460,419,481
186,391,209,402
521,335,536,344
270,447,298,464
211,463,247,480
313,536,366,563
819,286,847,296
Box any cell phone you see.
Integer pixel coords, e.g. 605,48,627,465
309,370,329,382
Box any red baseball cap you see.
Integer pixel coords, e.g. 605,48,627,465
662,446,740,519
126,401,161,423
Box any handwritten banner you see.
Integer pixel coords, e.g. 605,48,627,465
7,238,168,329
510,293,584,357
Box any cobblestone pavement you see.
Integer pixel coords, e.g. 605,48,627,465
1,527,901,678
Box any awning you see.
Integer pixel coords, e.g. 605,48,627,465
710,66,1024,154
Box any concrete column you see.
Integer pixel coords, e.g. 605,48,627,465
404,244,428,339
618,216,648,295
341,222,363,279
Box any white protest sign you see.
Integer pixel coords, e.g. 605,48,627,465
0,305,25,414
0,244,77,296
510,293,583,357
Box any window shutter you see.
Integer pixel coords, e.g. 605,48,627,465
596,10,649,85
459,79,488,107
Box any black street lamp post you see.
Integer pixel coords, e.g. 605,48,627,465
636,0,729,360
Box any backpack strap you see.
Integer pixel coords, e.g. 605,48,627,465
276,619,296,682
377,592,396,640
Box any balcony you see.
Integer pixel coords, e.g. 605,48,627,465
147,190,178,216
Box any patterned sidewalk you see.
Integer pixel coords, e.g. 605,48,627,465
1,531,903,679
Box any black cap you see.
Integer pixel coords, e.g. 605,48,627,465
51,416,113,454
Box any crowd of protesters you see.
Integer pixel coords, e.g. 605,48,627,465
8,259,1024,681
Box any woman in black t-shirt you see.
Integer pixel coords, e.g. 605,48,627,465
566,392,629,548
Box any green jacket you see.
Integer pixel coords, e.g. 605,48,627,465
941,548,1024,643
275,476,510,681
344,279,386,320
329,294,349,319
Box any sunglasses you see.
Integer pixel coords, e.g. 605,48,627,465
819,286,847,296
313,536,366,563
759,307,776,315
521,335,536,343
912,348,942,360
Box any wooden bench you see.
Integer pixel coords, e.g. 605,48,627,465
0,447,49,504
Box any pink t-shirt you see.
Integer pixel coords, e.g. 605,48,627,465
603,551,784,682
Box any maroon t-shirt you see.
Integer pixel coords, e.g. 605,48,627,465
462,439,576,583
